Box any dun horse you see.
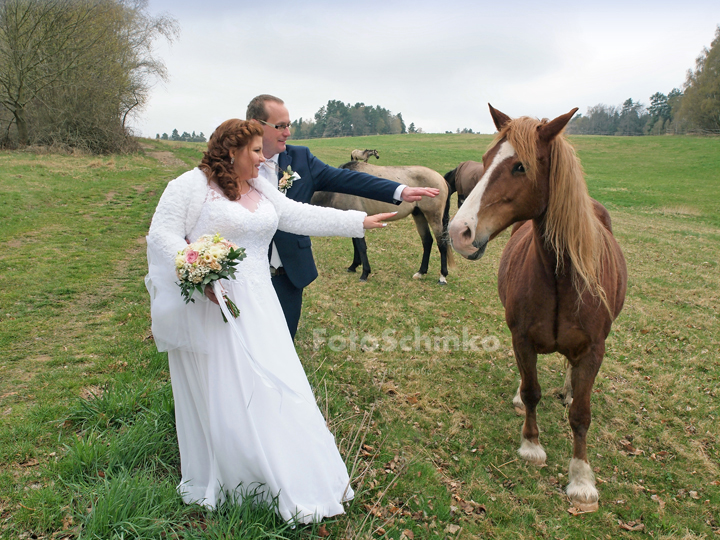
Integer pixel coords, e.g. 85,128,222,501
449,105,627,511
350,149,380,162
312,161,452,283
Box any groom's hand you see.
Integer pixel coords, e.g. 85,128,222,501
400,186,440,202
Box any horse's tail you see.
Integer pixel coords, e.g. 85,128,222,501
442,168,457,237
446,239,456,269
441,174,457,270
443,167,458,195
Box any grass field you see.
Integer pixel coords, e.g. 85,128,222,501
0,133,718,539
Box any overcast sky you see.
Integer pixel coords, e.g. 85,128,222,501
134,0,720,138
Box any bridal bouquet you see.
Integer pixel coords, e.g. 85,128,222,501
175,233,246,321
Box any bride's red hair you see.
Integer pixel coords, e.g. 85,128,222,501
199,119,264,200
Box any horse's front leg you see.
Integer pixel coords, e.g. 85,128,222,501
565,347,603,511
513,337,546,466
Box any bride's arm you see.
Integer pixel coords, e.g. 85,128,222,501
147,175,198,260
255,177,367,238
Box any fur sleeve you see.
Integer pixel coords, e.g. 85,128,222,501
147,168,207,261
254,177,366,238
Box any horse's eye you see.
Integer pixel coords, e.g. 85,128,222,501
513,163,526,174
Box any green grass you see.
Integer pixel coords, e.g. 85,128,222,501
1,134,719,539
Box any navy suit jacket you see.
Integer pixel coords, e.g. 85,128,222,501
274,144,401,289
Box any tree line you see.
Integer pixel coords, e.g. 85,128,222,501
0,0,176,153
156,129,206,142
568,25,720,136
290,100,410,139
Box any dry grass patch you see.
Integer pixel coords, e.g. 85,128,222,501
145,150,187,168
654,206,702,217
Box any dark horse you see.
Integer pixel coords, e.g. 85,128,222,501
312,161,452,283
443,160,484,244
444,160,484,209
449,105,627,511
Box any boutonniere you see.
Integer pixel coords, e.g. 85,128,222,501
279,166,301,194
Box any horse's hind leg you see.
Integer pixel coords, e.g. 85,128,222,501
562,363,574,406
424,206,451,285
411,210,433,280
565,350,603,511
513,338,546,466
349,237,371,281
347,238,362,273
513,381,525,414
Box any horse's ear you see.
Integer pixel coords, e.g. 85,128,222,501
489,104,511,131
538,108,579,143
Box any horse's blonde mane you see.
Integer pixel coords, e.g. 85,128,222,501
490,117,613,311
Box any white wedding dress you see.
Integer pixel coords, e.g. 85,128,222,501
145,171,365,523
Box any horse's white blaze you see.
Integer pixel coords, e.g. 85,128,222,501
518,437,547,466
452,141,517,233
567,458,598,503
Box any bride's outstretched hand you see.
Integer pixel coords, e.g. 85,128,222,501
363,212,398,229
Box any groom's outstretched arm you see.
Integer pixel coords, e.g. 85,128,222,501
299,147,437,203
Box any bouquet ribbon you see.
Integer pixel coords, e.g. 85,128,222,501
211,281,307,408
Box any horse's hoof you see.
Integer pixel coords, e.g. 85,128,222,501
569,501,599,513
347,267,357,273
437,276,448,285
359,277,368,282
518,439,547,466
412,272,425,280
567,458,599,508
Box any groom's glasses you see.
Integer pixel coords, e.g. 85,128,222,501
258,119,291,131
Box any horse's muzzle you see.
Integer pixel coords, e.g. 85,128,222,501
450,235,488,260
466,238,488,260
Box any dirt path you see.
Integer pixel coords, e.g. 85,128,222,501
139,143,187,168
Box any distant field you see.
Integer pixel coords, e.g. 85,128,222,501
302,133,720,228
0,134,718,539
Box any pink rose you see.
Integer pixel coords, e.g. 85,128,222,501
185,250,199,264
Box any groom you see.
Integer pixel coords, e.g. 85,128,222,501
247,94,438,339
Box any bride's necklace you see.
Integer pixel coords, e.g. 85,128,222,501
237,183,254,197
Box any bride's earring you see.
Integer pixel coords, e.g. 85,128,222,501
230,157,235,165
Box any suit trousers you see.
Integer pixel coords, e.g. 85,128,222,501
271,272,303,340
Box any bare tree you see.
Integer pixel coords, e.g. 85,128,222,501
0,0,177,150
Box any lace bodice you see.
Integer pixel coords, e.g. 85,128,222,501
188,186,277,286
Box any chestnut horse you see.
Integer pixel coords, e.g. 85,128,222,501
448,105,627,511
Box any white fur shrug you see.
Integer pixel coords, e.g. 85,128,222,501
146,168,367,263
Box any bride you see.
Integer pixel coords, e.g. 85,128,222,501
145,119,395,523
